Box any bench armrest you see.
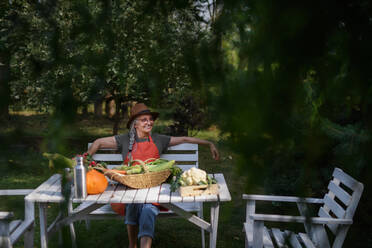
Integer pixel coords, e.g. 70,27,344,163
0,211,14,220
249,213,353,225
242,194,323,204
0,190,34,196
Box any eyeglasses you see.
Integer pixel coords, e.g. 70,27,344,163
138,117,154,123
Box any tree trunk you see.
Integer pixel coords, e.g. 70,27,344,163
104,93,114,117
121,102,128,121
106,99,116,118
0,51,11,121
210,0,224,73
82,105,88,116
112,98,122,135
94,98,103,117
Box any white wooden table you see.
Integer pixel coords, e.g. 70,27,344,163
26,173,231,248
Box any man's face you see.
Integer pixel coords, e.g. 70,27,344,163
135,114,154,134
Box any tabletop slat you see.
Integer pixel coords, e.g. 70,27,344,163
81,191,102,203
133,188,149,203
158,184,171,203
146,186,161,203
214,173,231,201
121,188,138,203
37,178,61,202
110,184,127,203
27,175,63,203
170,188,183,203
26,174,61,202
182,195,196,203
49,182,63,203
97,184,117,204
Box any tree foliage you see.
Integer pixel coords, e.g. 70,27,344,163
2,0,372,246
2,0,209,134
186,1,372,246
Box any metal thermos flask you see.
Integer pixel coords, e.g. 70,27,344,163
73,156,87,199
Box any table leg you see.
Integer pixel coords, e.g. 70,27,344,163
24,200,35,248
68,199,77,248
38,203,48,248
209,202,220,248
0,220,12,248
197,202,205,248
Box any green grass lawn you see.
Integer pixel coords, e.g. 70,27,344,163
0,113,246,248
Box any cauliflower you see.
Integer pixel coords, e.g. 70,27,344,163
180,167,207,186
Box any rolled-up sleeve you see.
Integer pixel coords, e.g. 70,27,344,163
115,134,124,150
154,134,171,154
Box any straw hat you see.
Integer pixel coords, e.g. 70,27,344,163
127,103,159,129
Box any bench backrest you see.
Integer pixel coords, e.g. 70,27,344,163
318,167,364,246
88,143,198,171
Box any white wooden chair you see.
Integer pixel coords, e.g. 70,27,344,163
243,167,364,248
0,189,35,248
69,142,205,247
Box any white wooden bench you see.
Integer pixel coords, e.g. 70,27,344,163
69,142,205,247
0,189,35,248
243,167,364,248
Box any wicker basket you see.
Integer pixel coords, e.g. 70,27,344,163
103,169,171,189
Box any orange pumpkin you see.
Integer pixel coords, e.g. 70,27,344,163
86,169,108,195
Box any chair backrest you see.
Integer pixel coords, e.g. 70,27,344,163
318,167,364,246
0,190,35,246
88,142,198,171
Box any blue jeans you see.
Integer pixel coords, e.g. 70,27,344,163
125,204,159,239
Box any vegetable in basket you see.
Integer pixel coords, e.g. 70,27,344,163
112,158,176,175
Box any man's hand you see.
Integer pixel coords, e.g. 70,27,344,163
209,143,220,160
